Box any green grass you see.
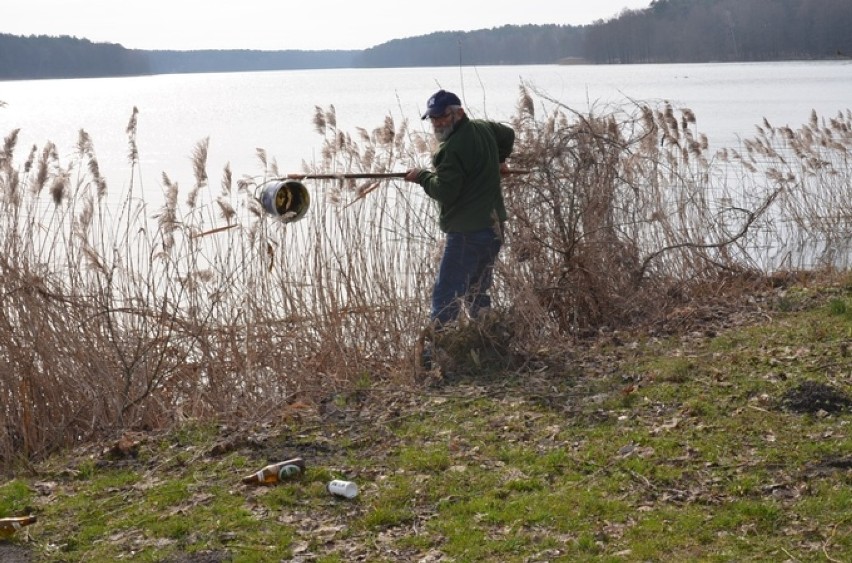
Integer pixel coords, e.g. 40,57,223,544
0,480,32,516
1,281,851,561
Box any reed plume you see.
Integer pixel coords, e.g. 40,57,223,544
186,137,209,209
1,129,19,170
157,172,180,253
126,107,139,165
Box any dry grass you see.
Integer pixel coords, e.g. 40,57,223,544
1,89,850,472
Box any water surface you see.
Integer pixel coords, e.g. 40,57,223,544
1,61,850,205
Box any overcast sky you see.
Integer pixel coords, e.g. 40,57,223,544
3,1,652,51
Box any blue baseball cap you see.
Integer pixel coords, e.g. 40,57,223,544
421,89,462,120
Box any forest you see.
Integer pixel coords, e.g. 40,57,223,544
585,0,852,63
1,0,850,79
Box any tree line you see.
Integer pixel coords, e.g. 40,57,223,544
355,25,585,68
586,0,852,63
0,34,149,79
1,0,850,80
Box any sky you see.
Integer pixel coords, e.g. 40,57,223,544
2,1,653,51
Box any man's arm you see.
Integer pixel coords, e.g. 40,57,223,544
491,122,515,163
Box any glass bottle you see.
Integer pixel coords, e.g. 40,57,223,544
241,457,305,485
0,515,37,538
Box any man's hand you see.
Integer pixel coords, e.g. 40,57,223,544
404,168,422,183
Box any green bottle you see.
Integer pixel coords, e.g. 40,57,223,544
242,457,306,485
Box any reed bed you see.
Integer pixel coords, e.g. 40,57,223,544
1,88,850,470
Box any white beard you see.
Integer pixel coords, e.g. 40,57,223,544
433,117,457,142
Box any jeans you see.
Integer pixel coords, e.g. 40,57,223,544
431,225,503,327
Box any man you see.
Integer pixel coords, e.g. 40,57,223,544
404,89,516,336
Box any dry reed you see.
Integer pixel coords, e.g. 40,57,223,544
1,92,850,471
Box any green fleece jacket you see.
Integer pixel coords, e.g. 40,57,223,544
415,116,515,233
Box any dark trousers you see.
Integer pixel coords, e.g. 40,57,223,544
431,225,503,327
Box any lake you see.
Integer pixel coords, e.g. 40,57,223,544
2,60,851,208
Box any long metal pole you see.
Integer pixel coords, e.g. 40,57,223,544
283,172,407,180
191,169,531,238
282,169,530,180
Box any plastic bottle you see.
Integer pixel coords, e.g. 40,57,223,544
327,479,359,499
241,457,306,485
0,515,37,538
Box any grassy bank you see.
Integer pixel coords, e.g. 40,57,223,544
2,89,851,561
2,273,850,562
